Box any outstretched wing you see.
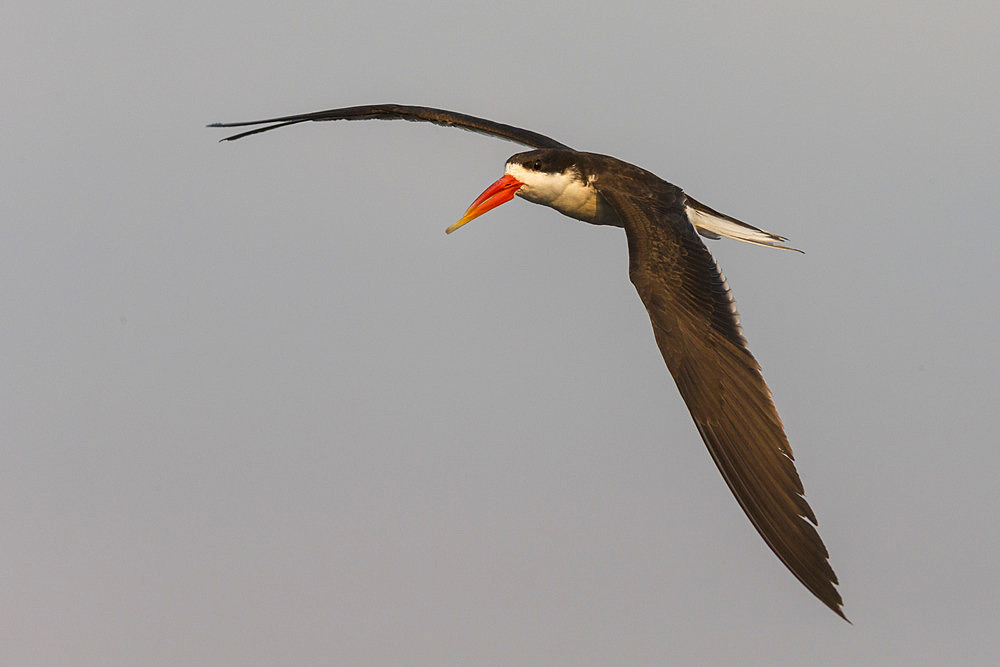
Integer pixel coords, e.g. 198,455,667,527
593,161,846,620
209,103,572,149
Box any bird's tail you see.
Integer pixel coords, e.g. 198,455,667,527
685,196,802,252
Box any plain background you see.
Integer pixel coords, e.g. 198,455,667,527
4,2,999,664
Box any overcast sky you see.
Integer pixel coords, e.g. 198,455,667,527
4,1,1000,664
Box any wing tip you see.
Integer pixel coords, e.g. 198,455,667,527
826,596,851,623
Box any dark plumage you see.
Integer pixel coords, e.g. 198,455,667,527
210,104,846,620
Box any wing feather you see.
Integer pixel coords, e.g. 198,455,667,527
593,164,846,619
209,104,571,149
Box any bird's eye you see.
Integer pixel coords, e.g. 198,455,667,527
533,159,542,170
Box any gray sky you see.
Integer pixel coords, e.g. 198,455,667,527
4,1,1000,664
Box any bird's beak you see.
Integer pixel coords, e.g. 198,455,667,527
446,174,524,234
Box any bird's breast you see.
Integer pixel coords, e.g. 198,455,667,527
543,185,621,227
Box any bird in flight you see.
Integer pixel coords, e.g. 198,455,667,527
210,104,846,620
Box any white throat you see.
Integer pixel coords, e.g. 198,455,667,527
505,162,614,225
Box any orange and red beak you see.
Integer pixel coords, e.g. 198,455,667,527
445,174,524,234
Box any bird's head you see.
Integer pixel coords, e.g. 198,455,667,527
446,149,585,233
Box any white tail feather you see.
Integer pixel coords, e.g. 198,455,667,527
685,197,802,253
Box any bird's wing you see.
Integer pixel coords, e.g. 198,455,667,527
209,104,572,149
594,167,846,620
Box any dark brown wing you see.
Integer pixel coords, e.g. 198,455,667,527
592,160,846,620
208,104,571,149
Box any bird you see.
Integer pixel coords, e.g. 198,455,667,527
209,104,846,620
